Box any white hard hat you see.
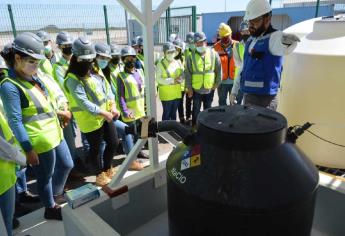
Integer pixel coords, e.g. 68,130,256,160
244,0,272,21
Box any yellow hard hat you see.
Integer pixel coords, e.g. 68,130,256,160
218,23,232,38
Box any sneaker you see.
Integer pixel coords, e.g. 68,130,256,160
54,194,67,205
129,160,144,171
96,172,111,186
18,191,40,203
12,217,20,229
105,167,116,179
137,151,149,159
44,205,62,221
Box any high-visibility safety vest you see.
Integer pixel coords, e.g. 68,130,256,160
118,71,145,123
109,63,123,94
52,57,69,89
39,58,53,77
64,73,109,133
157,58,183,101
190,48,216,90
0,77,63,154
0,111,18,195
241,33,283,95
213,40,238,80
37,69,68,111
235,41,245,62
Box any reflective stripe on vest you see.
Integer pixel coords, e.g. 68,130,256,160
0,77,62,154
190,48,216,90
64,73,106,133
158,59,182,101
118,71,145,122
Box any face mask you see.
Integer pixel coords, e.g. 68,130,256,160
44,44,52,55
124,60,135,69
78,61,93,77
166,53,175,62
111,57,120,65
62,47,72,56
97,59,109,69
22,59,39,77
196,46,206,54
188,44,195,51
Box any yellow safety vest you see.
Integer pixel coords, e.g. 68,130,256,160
64,73,109,133
0,111,18,195
52,58,69,89
157,58,183,101
39,58,53,77
190,48,216,90
118,71,146,122
0,77,62,154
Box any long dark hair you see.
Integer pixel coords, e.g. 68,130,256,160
1,49,28,69
64,55,92,80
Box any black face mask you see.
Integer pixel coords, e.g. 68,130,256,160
111,57,120,65
62,47,72,56
124,60,135,69
77,61,93,77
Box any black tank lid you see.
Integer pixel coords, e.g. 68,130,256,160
197,105,287,150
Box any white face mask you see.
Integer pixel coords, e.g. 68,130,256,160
44,44,52,54
166,53,175,62
97,59,109,69
196,46,206,54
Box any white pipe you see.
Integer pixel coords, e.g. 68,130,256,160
152,0,174,23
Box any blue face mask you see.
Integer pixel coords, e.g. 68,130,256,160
97,59,109,69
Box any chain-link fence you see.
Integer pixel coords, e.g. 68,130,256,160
270,0,345,16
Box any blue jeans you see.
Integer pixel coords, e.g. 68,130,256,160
218,83,233,106
63,119,77,160
192,90,215,125
0,185,15,236
114,120,134,155
32,140,74,207
15,167,27,194
161,99,180,121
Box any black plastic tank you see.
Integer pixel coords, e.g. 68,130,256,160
166,105,319,236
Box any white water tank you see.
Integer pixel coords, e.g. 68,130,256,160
278,15,345,168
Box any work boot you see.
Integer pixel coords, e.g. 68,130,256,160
96,172,111,186
44,205,62,221
18,191,40,203
12,217,20,229
179,117,185,124
15,202,32,217
129,160,144,171
137,151,149,159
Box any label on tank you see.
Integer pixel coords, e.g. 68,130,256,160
180,145,201,171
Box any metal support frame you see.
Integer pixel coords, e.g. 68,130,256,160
7,4,17,38
112,0,173,188
315,0,320,17
124,9,130,45
103,5,111,45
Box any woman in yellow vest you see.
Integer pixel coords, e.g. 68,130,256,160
156,42,184,121
0,32,73,221
64,37,119,180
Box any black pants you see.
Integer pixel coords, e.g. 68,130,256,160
178,92,192,120
84,121,118,173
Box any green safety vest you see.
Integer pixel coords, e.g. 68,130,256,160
157,58,183,101
0,111,18,195
37,69,68,111
235,41,245,62
64,73,109,133
39,58,53,77
0,77,62,154
190,48,216,90
52,59,69,89
118,71,146,123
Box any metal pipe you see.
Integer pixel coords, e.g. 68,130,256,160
8,4,17,38
103,5,110,45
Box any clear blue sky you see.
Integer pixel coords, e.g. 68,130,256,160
4,0,251,13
